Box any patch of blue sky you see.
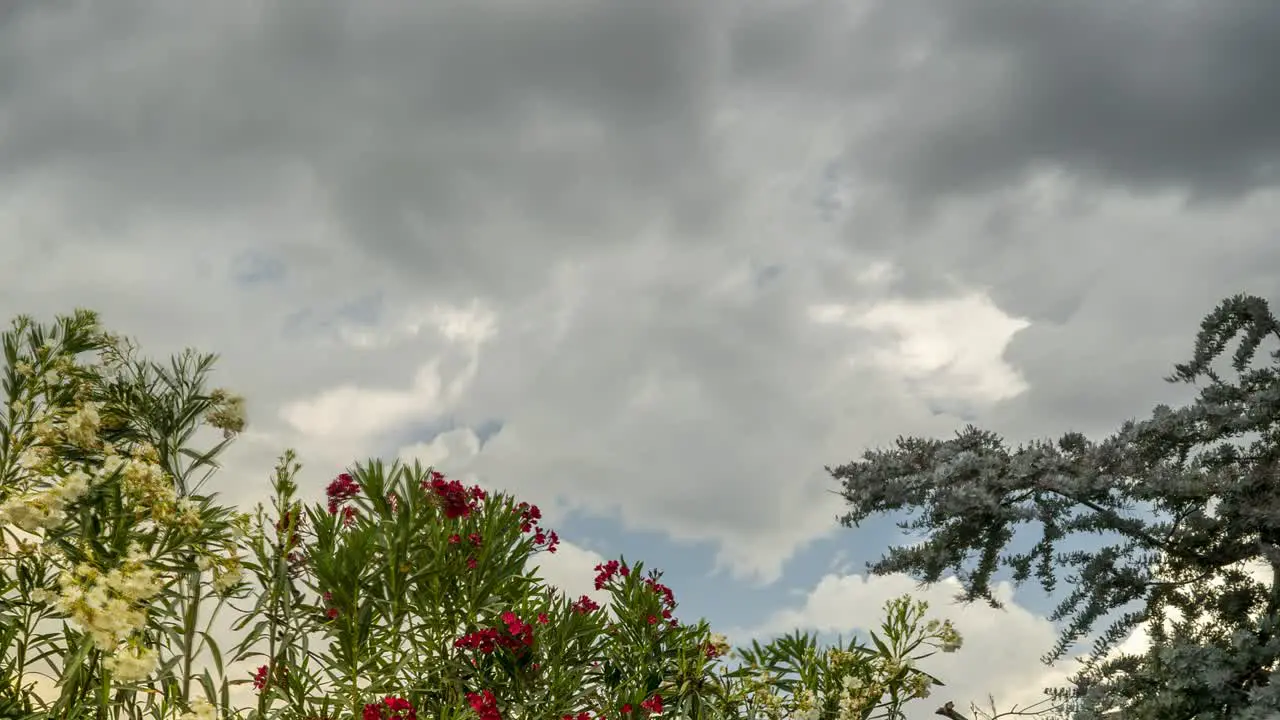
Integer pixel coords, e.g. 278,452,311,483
378,416,504,458
230,250,287,287
334,290,384,327
550,512,749,630
473,418,504,449
754,263,784,288
278,291,384,340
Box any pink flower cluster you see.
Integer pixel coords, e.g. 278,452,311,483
467,689,501,720
564,694,662,720
592,560,629,590
362,696,416,720
454,610,543,655
326,473,361,525
422,470,486,519
515,501,561,553
251,663,288,693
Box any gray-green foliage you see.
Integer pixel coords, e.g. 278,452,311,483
828,294,1280,720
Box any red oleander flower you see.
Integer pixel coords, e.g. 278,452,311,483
466,689,502,720
362,696,416,720
422,471,486,519
252,664,269,692
326,473,361,514
513,503,561,552
251,663,287,693
592,560,629,590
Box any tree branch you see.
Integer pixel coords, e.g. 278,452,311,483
936,702,970,720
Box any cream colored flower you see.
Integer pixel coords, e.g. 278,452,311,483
175,498,202,531
936,621,963,653
707,631,732,657
104,644,157,683
0,494,64,533
16,446,49,472
65,402,101,448
178,700,219,720
205,390,246,435
212,559,243,593
33,417,59,443
792,688,822,720
54,469,91,504
53,553,165,650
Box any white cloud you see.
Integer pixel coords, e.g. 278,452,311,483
811,290,1032,407
338,300,498,350
281,364,448,439
273,302,495,475
399,426,483,470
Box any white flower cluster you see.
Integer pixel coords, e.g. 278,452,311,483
925,617,963,653
0,400,108,535
707,631,731,657
788,676,886,720
196,550,244,594
178,699,220,720
792,689,822,720
102,445,176,510
0,466,91,533
0,442,180,538
743,667,786,719
837,673,882,714
40,544,165,652
102,643,158,684
64,402,102,449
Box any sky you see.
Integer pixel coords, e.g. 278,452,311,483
3,1,1280,717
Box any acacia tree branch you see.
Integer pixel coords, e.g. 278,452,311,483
937,696,1073,720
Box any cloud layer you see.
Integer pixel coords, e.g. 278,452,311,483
4,0,1280,713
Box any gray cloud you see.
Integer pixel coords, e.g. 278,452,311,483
2,0,1279,585
720,0,1280,445
836,0,1280,203
0,0,731,298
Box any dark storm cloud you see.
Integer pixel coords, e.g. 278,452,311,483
722,1,1280,428
853,0,1280,203
0,0,728,296
5,0,1280,581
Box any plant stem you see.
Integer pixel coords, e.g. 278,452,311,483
180,566,201,703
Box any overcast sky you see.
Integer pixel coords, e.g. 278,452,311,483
4,1,1280,717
